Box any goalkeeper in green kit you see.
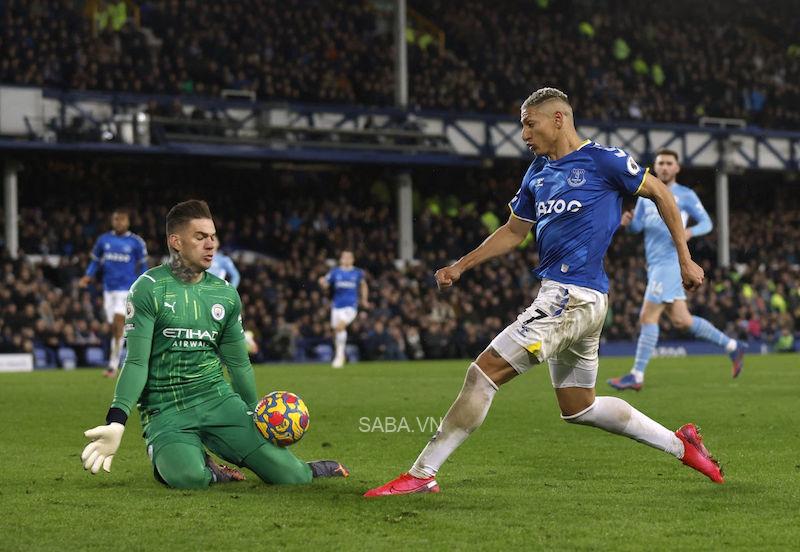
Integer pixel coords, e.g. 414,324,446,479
80,200,349,488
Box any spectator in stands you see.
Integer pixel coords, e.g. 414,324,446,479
2,0,798,128
4,161,799,364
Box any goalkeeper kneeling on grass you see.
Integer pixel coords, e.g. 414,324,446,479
80,200,349,488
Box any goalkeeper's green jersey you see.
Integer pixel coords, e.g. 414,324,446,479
110,264,257,420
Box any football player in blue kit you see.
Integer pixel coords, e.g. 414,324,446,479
318,251,369,368
207,250,257,354
79,208,148,377
607,149,745,391
365,88,723,497
207,250,241,288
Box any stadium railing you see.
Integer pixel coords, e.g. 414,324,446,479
2,86,799,170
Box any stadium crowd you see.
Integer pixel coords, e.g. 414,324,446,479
2,162,798,365
1,0,798,128
411,0,800,128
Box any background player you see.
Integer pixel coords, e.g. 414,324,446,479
207,249,241,288
607,149,746,391
318,251,368,368
208,248,257,354
79,208,148,377
80,200,349,488
365,88,722,497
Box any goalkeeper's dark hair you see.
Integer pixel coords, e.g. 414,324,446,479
166,199,213,235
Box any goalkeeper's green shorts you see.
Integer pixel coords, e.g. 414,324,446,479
143,393,264,466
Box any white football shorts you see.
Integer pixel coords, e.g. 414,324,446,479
103,290,129,323
489,279,608,388
330,306,358,328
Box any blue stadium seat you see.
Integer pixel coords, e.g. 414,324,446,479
345,344,360,363
33,347,55,369
57,347,78,369
85,346,106,367
313,343,334,363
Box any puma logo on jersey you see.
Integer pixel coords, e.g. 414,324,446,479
164,301,176,314
537,199,583,217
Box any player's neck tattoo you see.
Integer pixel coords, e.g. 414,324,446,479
169,251,202,283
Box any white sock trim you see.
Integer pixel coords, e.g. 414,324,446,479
472,362,499,391
561,399,597,421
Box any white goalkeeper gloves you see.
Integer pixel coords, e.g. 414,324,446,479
81,422,125,474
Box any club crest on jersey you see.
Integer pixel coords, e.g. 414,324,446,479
125,300,135,319
534,178,545,188
567,168,586,187
627,156,640,175
211,303,225,321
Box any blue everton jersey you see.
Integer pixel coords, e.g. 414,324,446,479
509,140,647,293
629,183,712,268
325,267,364,309
86,231,148,292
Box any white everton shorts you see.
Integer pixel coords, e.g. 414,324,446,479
103,290,129,323
330,306,358,328
489,279,608,389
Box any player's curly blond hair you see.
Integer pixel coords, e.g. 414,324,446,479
522,87,570,109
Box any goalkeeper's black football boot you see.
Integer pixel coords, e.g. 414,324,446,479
151,456,245,486
205,454,246,483
308,460,350,478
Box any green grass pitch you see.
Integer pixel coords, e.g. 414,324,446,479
1,354,799,550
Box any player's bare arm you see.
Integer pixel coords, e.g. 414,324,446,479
359,279,369,308
636,172,703,291
435,214,532,289
318,275,330,290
